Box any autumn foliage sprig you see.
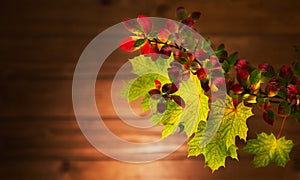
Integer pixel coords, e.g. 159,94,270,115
119,7,299,172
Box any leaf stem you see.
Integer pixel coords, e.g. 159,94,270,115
277,116,287,139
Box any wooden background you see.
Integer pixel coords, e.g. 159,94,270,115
1,0,300,179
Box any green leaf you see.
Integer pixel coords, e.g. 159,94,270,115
150,100,182,138
220,96,254,148
294,111,300,123
222,60,231,73
190,11,201,21
120,55,173,101
263,109,275,126
188,96,253,172
216,43,225,52
133,39,146,47
278,101,291,116
187,121,207,156
152,75,209,138
179,75,209,137
120,73,169,102
176,6,187,20
122,54,209,139
244,133,293,167
129,55,173,77
141,93,158,112
226,52,238,66
188,121,238,172
250,69,261,85
295,45,300,56
293,61,300,77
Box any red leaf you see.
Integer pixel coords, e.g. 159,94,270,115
190,11,201,20
237,69,249,86
137,14,152,35
176,6,187,20
141,42,154,54
160,45,172,58
181,17,194,27
201,79,210,92
257,97,271,111
279,65,293,79
287,84,298,95
154,80,162,90
232,97,239,107
235,59,248,70
263,110,274,126
267,85,277,97
197,68,207,80
225,76,234,90
171,95,186,108
122,18,143,35
162,83,178,94
231,84,243,94
258,63,275,77
119,36,139,52
148,89,161,97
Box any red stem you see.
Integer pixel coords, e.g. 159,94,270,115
277,116,287,139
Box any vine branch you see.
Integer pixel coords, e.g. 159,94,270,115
277,116,287,139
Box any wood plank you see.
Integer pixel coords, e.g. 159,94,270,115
1,0,300,36
1,1,300,179
0,116,299,161
0,159,300,180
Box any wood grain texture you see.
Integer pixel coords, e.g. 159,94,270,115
1,0,300,179
1,160,300,180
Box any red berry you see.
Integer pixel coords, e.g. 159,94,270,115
287,84,298,95
231,84,243,94
235,59,248,70
160,45,172,58
279,65,293,79
197,68,207,80
237,69,249,86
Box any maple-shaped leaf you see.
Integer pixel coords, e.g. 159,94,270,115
243,133,294,167
150,100,182,138
129,54,173,77
120,55,174,103
179,75,209,137
124,54,209,138
151,75,209,138
188,121,238,172
220,96,254,148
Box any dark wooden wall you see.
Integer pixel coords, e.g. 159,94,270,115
1,0,300,179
